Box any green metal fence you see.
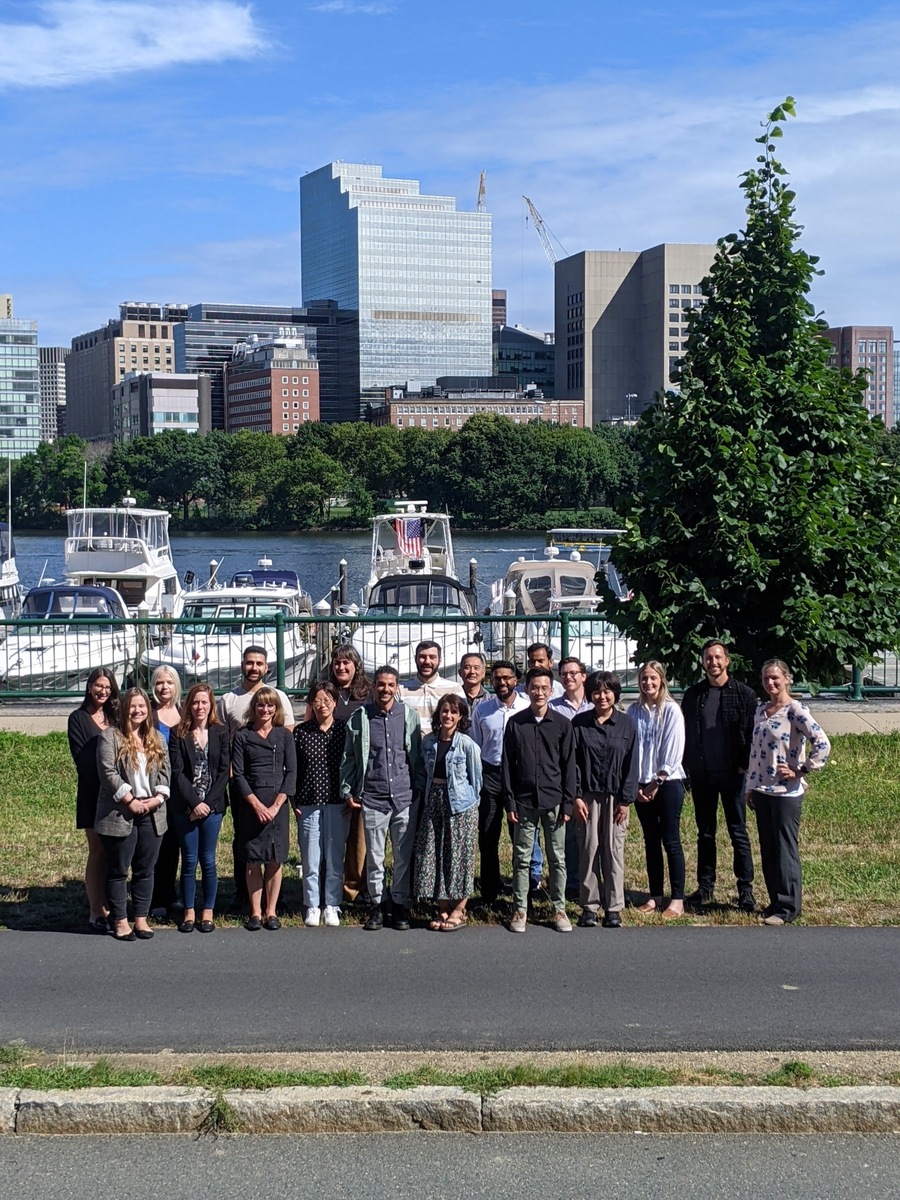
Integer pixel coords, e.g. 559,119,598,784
0,610,894,700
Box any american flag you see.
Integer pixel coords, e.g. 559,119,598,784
395,517,423,556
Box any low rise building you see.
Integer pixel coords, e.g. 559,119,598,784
111,372,206,441
367,376,583,430
223,336,320,434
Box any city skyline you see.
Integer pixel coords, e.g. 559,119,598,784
2,1,899,347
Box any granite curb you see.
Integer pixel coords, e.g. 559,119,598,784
1,1084,899,1135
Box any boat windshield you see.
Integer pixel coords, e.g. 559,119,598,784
67,510,169,551
178,600,290,636
515,570,594,616
368,580,468,618
20,588,120,630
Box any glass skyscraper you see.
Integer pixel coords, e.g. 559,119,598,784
300,163,492,409
0,315,40,459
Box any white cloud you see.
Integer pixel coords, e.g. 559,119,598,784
310,1,395,13
0,0,267,89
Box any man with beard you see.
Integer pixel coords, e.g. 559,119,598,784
400,640,460,736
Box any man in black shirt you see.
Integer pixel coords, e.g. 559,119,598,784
681,640,758,912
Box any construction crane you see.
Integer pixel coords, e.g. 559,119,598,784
476,170,486,212
523,195,567,266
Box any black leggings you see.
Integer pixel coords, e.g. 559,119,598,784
100,815,162,921
635,780,685,900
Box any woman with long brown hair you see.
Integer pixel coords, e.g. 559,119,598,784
169,683,230,933
95,687,170,941
67,667,120,932
232,687,297,931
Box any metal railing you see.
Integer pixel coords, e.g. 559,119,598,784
0,610,895,700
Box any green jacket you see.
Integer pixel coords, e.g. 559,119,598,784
339,701,426,801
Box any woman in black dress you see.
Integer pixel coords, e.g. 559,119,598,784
67,667,120,931
169,683,230,933
232,687,297,931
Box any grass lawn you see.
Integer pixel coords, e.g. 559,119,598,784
0,731,898,930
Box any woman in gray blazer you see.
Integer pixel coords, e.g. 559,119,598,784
95,687,171,942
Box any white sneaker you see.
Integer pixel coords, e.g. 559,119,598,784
554,910,573,933
323,906,341,927
509,910,527,933
304,906,321,927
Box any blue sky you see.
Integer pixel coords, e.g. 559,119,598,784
2,0,899,346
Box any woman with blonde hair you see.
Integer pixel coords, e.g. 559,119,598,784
95,687,170,941
150,665,183,917
627,661,687,918
232,687,297,931
745,658,831,926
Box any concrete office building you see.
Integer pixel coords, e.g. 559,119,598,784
38,346,68,442
825,325,894,429
0,300,41,459
300,162,492,416
66,302,188,441
493,324,555,397
111,372,207,442
223,336,320,434
0,295,13,319
175,300,355,427
555,243,717,425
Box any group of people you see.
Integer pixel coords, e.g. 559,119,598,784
66,635,831,939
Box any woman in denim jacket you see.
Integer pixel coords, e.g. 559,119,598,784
415,693,482,931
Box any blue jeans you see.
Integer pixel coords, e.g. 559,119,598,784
296,804,351,909
173,809,224,912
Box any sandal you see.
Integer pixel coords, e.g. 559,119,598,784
440,914,467,931
636,900,659,915
428,912,450,931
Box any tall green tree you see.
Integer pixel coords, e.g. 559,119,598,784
605,98,900,686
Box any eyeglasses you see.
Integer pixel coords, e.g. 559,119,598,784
256,702,277,710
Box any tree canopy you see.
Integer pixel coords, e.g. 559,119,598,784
604,98,900,685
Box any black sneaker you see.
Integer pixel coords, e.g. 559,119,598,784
602,911,622,928
392,905,411,931
364,907,384,931
577,910,598,928
738,888,757,913
686,887,713,907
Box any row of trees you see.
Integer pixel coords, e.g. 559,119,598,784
5,419,641,530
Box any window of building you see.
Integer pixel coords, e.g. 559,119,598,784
681,284,692,293
669,284,680,294
669,299,680,309
303,414,309,421
282,376,289,383
669,327,680,337
302,389,309,397
282,423,289,431
694,285,704,294
302,376,309,384
397,417,403,427
681,299,692,309
879,341,887,353
292,389,298,396
282,389,288,397
669,341,679,350
302,401,309,410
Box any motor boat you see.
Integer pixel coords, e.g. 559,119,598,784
64,494,182,620
352,502,481,678
0,521,22,626
0,584,137,692
144,558,315,692
489,529,636,676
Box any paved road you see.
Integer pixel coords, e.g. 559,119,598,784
1,1134,898,1200
0,927,896,1053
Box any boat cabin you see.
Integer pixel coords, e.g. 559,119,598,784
501,558,600,617
21,585,129,624
366,574,475,618
367,502,457,590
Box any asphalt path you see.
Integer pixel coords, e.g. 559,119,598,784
2,1135,899,1200
0,925,897,1054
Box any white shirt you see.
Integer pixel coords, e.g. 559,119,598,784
470,692,530,766
399,674,461,736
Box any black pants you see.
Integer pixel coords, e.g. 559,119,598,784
229,781,249,906
691,769,754,891
101,815,162,922
752,790,803,921
477,764,505,903
635,780,685,900
151,822,181,911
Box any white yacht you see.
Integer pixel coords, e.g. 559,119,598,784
0,521,22,625
64,494,182,619
144,559,315,692
0,584,137,691
489,529,636,676
352,502,481,678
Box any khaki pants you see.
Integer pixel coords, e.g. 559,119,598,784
576,792,628,914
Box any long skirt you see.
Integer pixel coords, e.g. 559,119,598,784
414,782,477,900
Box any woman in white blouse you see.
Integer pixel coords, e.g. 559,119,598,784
95,687,170,941
627,661,687,918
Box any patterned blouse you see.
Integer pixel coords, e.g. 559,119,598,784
293,719,347,806
744,701,831,797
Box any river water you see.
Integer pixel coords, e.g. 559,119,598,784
13,528,545,611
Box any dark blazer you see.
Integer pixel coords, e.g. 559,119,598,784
169,724,230,816
67,708,107,829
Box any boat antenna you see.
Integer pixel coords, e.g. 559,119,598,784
36,558,48,587
82,459,88,509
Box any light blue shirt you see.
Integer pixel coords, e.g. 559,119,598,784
470,692,530,766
